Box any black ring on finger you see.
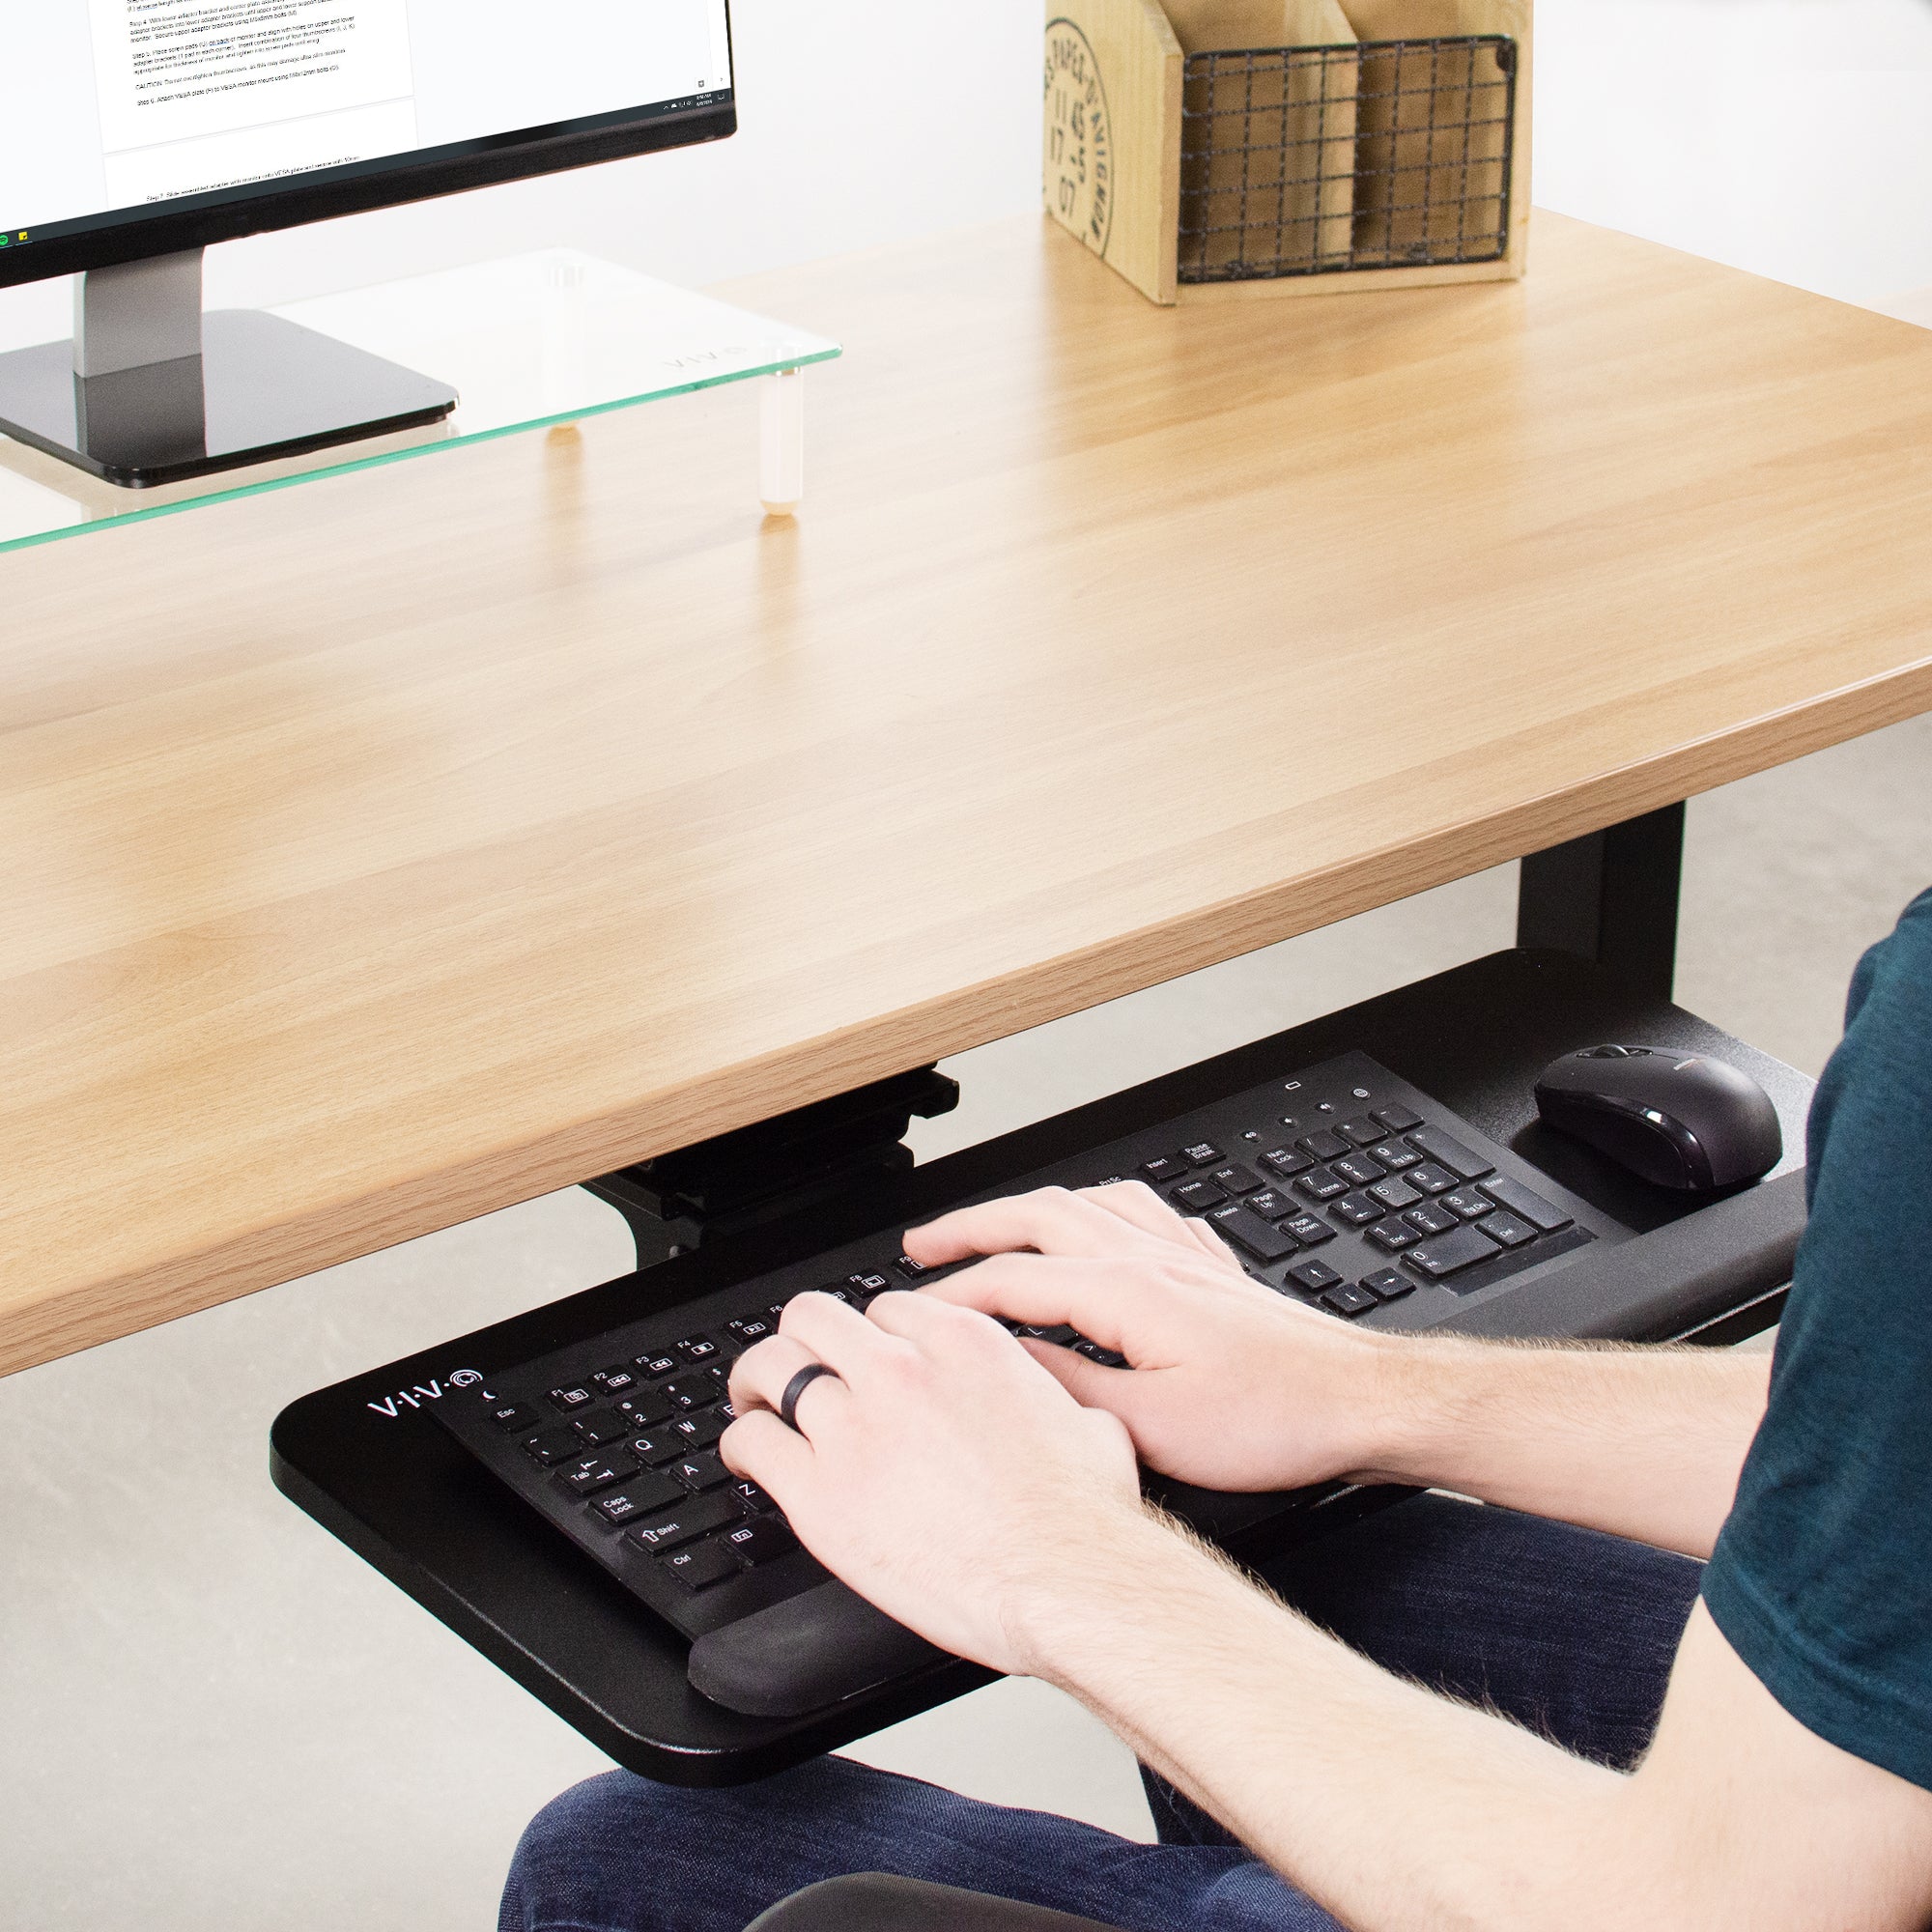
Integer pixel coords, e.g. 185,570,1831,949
779,1362,840,1432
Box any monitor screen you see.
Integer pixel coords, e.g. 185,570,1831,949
4,0,733,262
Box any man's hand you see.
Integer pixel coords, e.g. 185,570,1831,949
903,1181,1403,1493
907,1179,1770,1559
721,1288,1147,1674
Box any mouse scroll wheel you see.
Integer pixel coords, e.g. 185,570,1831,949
1582,1045,1636,1059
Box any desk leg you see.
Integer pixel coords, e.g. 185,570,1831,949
1517,802,1686,1002
759,366,806,518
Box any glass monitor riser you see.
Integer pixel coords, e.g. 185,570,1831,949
0,250,840,547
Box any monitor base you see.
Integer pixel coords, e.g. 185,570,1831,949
0,310,458,490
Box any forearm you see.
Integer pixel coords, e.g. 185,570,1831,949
1028,1507,1645,1932
1358,1337,1771,1558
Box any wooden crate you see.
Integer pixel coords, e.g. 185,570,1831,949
1043,0,1532,304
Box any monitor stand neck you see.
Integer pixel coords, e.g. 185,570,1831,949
74,249,206,379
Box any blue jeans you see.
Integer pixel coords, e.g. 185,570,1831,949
499,1496,1700,1932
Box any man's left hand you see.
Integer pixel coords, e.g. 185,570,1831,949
722,1290,1150,1674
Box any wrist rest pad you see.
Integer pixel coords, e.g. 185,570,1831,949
688,1579,949,1716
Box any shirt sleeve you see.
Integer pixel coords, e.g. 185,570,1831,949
1700,886,1932,1792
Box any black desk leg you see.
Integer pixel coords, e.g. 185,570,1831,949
1517,803,1686,1003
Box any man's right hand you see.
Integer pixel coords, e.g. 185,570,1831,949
902,1181,1406,1494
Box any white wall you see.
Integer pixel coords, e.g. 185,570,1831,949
2,0,1929,348
1536,0,1932,305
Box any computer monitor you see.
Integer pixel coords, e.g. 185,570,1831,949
0,0,735,486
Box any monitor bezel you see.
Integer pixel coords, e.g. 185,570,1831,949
1,70,735,293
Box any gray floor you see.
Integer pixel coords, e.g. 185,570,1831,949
3,710,1927,1930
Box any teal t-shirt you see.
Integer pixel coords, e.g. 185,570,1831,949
1702,887,1932,1792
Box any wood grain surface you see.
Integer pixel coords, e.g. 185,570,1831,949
3,211,1930,1376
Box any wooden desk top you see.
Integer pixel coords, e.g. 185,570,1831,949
4,211,1930,1377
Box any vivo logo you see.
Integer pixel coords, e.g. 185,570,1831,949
367,1367,482,1419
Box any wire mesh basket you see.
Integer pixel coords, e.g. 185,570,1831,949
1178,35,1518,283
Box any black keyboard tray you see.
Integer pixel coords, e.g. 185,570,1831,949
271,949,1811,1786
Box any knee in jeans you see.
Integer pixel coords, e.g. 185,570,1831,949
501,1770,688,1928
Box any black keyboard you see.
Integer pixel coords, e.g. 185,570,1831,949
435,1050,1615,1647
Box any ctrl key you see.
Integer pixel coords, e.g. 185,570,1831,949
659,1538,742,1591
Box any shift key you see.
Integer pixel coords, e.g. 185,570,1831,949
1207,1203,1298,1263
625,1492,743,1552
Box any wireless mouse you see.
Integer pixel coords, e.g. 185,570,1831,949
1533,1045,1783,1191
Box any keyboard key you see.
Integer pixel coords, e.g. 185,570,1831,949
1020,1323,1080,1346
628,1429,685,1466
488,1401,539,1433
1294,1166,1348,1202
1406,1225,1504,1278
1142,1155,1188,1183
560,1454,627,1496
1208,1164,1264,1196
1286,1257,1343,1294
661,1537,743,1589
1331,1151,1387,1187
893,1256,930,1280
1298,1129,1350,1162
1369,1177,1422,1211
673,1408,728,1449
1374,1103,1424,1133
726,1317,775,1348
571,1409,632,1448
1477,1177,1575,1234
1173,1179,1227,1212
671,1450,732,1492
547,1383,596,1413
1404,1125,1495,1181
1282,1214,1335,1247
1479,1210,1538,1249
1340,1117,1384,1148
592,1471,685,1525
1369,1140,1422,1171
1322,1284,1379,1317
1330,1190,1384,1227
590,1364,639,1398
1368,1220,1421,1252
848,1271,893,1298
1441,1188,1493,1221
1261,1146,1315,1180
635,1351,680,1380
1247,1188,1295,1220
664,1373,719,1411
724,1518,801,1568
1207,1203,1298,1263
675,1335,722,1364
1072,1341,1127,1367
731,1479,777,1513
1406,1163,1459,1196
1360,1268,1414,1302
626,1492,742,1551
1181,1141,1225,1168
524,1427,583,1466
1402,1202,1460,1236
